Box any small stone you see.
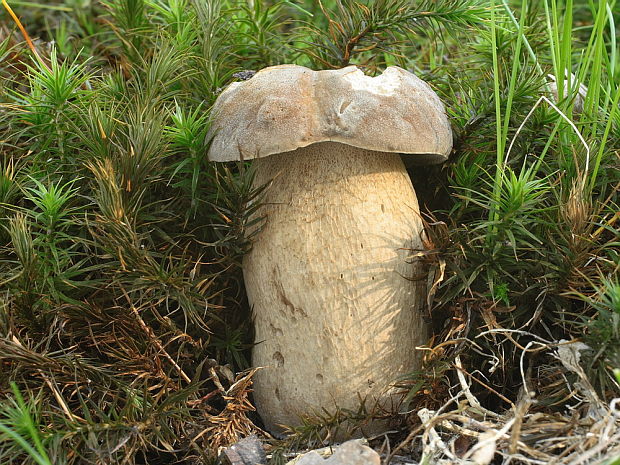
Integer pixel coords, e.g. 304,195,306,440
292,440,380,465
327,440,380,465
295,451,325,465
221,435,266,465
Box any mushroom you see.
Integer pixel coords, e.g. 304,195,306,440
207,65,452,435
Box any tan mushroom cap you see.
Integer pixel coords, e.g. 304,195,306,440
207,64,452,164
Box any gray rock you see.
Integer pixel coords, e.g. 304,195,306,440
221,435,266,465
294,451,325,465
293,440,380,465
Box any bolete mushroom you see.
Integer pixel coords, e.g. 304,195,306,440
207,64,452,435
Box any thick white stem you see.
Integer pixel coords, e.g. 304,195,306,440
244,142,428,434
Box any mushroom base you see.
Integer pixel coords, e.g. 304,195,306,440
244,142,428,436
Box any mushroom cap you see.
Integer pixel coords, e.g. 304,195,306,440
207,65,452,164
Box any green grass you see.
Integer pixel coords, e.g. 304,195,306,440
0,0,619,463
0,383,53,465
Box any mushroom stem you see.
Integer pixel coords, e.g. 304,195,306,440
244,141,428,434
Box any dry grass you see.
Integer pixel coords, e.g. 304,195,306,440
382,333,620,465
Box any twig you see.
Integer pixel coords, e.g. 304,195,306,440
566,432,620,465
454,356,514,411
120,288,191,384
463,418,515,461
455,355,501,418
40,372,79,422
383,391,464,465
419,408,459,462
509,394,533,455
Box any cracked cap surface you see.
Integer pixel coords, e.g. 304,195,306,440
207,64,452,164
